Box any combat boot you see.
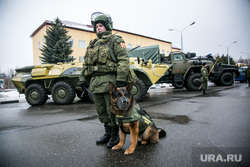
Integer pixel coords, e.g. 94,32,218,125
96,124,111,145
203,90,208,95
107,125,120,148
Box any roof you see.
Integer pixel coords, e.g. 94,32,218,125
30,20,172,44
30,20,93,37
172,46,181,50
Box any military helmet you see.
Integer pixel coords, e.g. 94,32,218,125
91,12,113,32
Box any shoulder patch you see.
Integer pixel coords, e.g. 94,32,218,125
120,42,126,48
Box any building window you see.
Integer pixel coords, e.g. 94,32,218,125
69,39,74,47
42,39,44,46
38,42,40,49
162,50,165,54
38,57,41,65
79,40,85,48
127,44,133,48
79,56,84,62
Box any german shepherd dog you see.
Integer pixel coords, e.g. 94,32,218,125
109,82,166,155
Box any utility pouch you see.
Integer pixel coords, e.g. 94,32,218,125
98,45,110,64
200,76,204,82
85,46,99,65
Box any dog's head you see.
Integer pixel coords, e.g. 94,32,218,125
109,82,134,115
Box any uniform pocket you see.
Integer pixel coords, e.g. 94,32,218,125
98,45,109,64
85,47,99,65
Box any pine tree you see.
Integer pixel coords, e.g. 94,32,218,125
40,17,74,64
215,54,236,65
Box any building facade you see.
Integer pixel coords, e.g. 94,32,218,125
30,20,180,65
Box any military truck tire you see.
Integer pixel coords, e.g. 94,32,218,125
220,72,234,86
25,83,48,106
133,78,147,102
52,81,75,105
187,73,202,91
172,81,184,89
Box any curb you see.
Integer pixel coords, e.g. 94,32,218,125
0,100,19,104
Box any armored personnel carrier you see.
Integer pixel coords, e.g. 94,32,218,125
12,62,84,106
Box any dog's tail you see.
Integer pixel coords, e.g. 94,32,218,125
158,128,166,138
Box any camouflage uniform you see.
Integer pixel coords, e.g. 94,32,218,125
81,12,129,148
245,67,250,87
200,64,208,94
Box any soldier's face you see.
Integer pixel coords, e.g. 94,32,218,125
96,23,106,33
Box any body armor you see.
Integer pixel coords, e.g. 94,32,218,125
116,103,156,134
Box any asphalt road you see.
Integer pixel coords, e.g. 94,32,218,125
0,83,250,167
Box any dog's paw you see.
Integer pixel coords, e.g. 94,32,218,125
124,149,134,155
112,145,122,150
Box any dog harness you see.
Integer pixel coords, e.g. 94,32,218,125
116,103,156,134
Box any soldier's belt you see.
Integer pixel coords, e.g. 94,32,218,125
87,65,117,75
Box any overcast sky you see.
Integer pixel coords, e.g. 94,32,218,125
0,0,249,73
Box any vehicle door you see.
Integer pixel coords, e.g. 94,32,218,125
172,54,186,74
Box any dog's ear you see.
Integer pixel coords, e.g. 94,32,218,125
109,82,116,95
126,83,134,93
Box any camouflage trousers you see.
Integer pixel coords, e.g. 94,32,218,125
202,81,208,90
94,93,116,126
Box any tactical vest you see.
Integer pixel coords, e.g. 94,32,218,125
84,37,117,76
84,35,138,84
116,103,156,134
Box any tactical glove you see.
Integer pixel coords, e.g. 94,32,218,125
76,81,86,90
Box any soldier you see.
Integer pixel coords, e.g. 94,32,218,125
245,66,250,87
78,12,130,148
200,62,209,94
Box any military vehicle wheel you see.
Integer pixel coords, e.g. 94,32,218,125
220,72,233,86
172,81,184,89
25,83,48,106
52,81,75,105
187,73,202,91
132,78,147,102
